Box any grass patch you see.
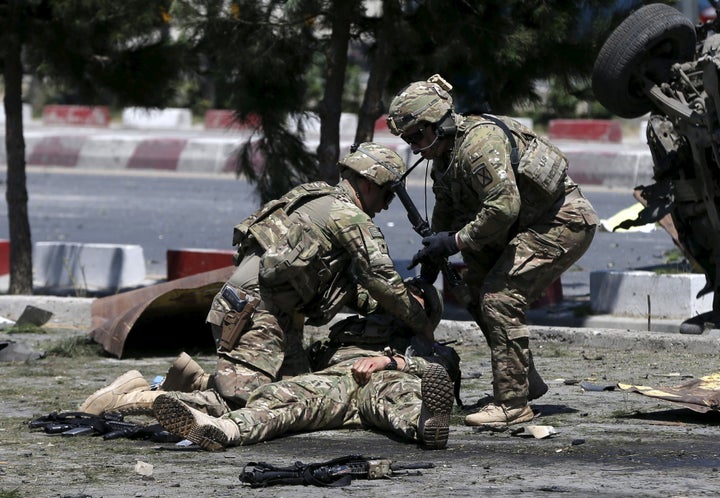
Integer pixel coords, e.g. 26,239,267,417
46,336,104,358
0,489,24,498
5,324,47,335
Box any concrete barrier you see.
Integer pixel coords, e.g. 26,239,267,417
590,270,712,319
166,248,235,280
0,103,33,125
176,138,241,174
42,105,111,127
122,107,193,129
549,119,622,143
0,239,9,275
27,135,87,167
33,242,146,292
204,110,260,130
563,148,654,187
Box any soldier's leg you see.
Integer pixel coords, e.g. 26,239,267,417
357,369,421,440
209,306,296,407
155,364,356,449
78,369,230,417
227,366,355,445
466,203,596,426
357,361,454,449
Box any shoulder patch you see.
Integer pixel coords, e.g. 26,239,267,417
472,163,494,187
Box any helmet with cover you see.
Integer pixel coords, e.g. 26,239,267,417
338,142,406,187
387,74,454,136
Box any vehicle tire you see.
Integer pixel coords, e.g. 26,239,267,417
592,3,696,118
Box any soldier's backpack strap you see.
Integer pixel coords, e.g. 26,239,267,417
480,114,520,169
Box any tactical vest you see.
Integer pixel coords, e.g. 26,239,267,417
461,115,569,227
232,181,338,263
232,181,347,314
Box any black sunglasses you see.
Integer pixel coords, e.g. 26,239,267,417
401,126,425,145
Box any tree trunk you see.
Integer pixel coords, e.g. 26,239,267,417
355,0,399,144
4,17,33,294
316,1,357,185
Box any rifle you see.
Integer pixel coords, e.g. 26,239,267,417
239,455,434,487
392,172,473,312
28,411,180,442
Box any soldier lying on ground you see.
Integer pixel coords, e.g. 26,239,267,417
78,143,437,416
77,283,459,451
151,284,459,451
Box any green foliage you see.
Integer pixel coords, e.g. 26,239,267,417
5,324,46,335
0,489,23,498
386,0,674,115
8,0,186,107
46,335,104,358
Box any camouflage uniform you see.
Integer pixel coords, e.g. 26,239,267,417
431,115,598,404
387,77,599,408
204,144,432,408
153,307,456,449
225,345,436,445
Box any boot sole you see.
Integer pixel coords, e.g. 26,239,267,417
153,395,225,451
419,364,454,450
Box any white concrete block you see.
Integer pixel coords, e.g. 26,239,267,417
177,138,240,173
590,270,713,319
33,242,146,291
122,107,193,129
75,136,140,170
563,149,654,188
0,103,33,125
340,113,358,135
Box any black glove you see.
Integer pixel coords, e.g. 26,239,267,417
420,261,440,284
408,231,459,269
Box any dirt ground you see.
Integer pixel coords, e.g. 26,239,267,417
2,324,720,498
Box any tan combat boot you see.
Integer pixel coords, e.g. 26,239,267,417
78,370,158,415
160,352,210,392
153,393,240,451
464,401,534,427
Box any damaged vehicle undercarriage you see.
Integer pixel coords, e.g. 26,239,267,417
593,1,720,333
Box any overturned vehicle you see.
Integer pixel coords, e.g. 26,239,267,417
593,1,720,333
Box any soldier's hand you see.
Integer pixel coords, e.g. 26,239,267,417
408,232,459,269
351,356,404,385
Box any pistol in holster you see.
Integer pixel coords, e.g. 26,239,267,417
219,285,259,351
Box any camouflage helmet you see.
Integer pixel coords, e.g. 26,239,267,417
339,142,406,187
387,74,454,135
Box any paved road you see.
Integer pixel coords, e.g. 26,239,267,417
0,167,678,298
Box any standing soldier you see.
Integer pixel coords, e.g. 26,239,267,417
78,143,436,416
387,75,599,427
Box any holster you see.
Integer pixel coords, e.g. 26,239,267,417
219,287,260,351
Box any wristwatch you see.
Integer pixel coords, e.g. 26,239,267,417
383,347,397,370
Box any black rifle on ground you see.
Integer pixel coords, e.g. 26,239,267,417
28,411,179,442
239,455,434,487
